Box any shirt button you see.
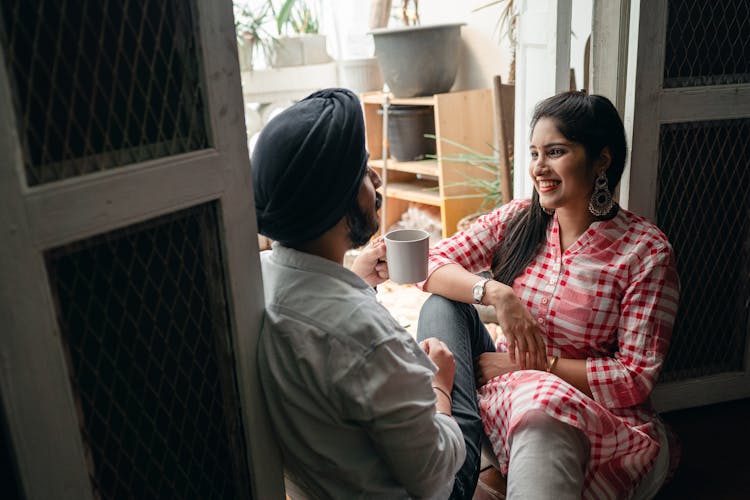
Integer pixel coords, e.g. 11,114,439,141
549,278,557,285
541,297,548,304
537,317,544,324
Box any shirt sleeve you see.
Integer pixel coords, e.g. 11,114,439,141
337,336,466,499
417,199,529,290
587,242,680,408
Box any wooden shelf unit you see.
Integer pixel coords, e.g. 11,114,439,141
361,88,496,237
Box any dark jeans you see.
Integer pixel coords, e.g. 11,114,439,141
417,295,496,500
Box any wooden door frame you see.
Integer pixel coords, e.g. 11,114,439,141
0,1,284,498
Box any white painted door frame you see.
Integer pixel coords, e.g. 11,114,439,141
0,1,284,498
590,0,636,207
513,0,572,198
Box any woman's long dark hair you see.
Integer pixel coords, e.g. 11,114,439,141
491,91,628,285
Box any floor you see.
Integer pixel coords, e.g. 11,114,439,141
375,280,430,336
376,281,750,500
656,397,750,499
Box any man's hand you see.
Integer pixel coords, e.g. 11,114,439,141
351,237,389,286
419,337,455,394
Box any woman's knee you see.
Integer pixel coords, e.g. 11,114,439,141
419,294,477,324
511,410,589,456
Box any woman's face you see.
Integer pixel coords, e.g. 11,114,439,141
528,117,596,214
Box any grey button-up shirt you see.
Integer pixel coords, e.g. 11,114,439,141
258,244,465,499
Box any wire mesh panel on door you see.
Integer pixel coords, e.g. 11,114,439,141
663,0,750,88
0,0,210,186
656,118,750,383
45,203,252,499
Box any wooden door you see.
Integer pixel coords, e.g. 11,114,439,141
0,0,283,498
625,0,750,411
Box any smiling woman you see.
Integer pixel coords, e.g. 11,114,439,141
529,117,602,230
415,91,680,499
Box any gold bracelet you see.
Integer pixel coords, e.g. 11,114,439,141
547,355,559,373
432,386,453,406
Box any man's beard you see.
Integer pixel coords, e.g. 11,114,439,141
347,192,381,248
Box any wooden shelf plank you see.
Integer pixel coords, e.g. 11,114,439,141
369,159,438,177
361,92,435,106
362,88,497,237
384,180,441,206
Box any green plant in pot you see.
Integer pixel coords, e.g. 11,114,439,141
273,0,319,34
426,134,513,230
267,0,331,67
233,1,276,71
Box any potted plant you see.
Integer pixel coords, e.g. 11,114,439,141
329,0,384,94
233,1,276,71
268,0,331,67
368,0,464,97
425,134,513,231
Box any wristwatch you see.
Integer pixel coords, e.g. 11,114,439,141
472,278,490,304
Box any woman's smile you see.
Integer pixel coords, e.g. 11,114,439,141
536,179,560,192
529,117,594,214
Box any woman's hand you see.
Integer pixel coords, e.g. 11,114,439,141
351,238,389,286
419,337,455,394
475,352,519,386
485,280,547,370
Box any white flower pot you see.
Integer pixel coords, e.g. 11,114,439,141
272,34,332,68
337,57,384,94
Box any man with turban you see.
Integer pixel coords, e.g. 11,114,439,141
253,88,465,499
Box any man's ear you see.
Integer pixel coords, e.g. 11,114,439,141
597,146,613,173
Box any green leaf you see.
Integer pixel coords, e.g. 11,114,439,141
425,133,512,210
473,1,504,13
276,0,296,35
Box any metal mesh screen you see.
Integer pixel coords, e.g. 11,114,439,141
664,0,750,88
657,119,750,382
45,203,251,499
0,0,210,186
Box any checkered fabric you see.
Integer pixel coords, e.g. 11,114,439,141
426,199,680,498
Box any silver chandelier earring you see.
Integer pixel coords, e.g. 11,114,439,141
589,171,614,216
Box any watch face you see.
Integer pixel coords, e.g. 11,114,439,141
473,281,483,301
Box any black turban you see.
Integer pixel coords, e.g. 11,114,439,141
252,88,368,245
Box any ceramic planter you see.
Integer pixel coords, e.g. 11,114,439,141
378,105,435,161
370,23,464,97
272,34,331,67
337,57,384,94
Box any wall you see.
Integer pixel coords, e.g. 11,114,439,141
419,0,513,90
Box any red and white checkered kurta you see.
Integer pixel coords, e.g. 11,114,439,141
426,199,680,499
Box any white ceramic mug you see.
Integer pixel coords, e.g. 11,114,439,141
384,228,430,284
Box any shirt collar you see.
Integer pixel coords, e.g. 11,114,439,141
549,205,626,252
269,242,372,291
